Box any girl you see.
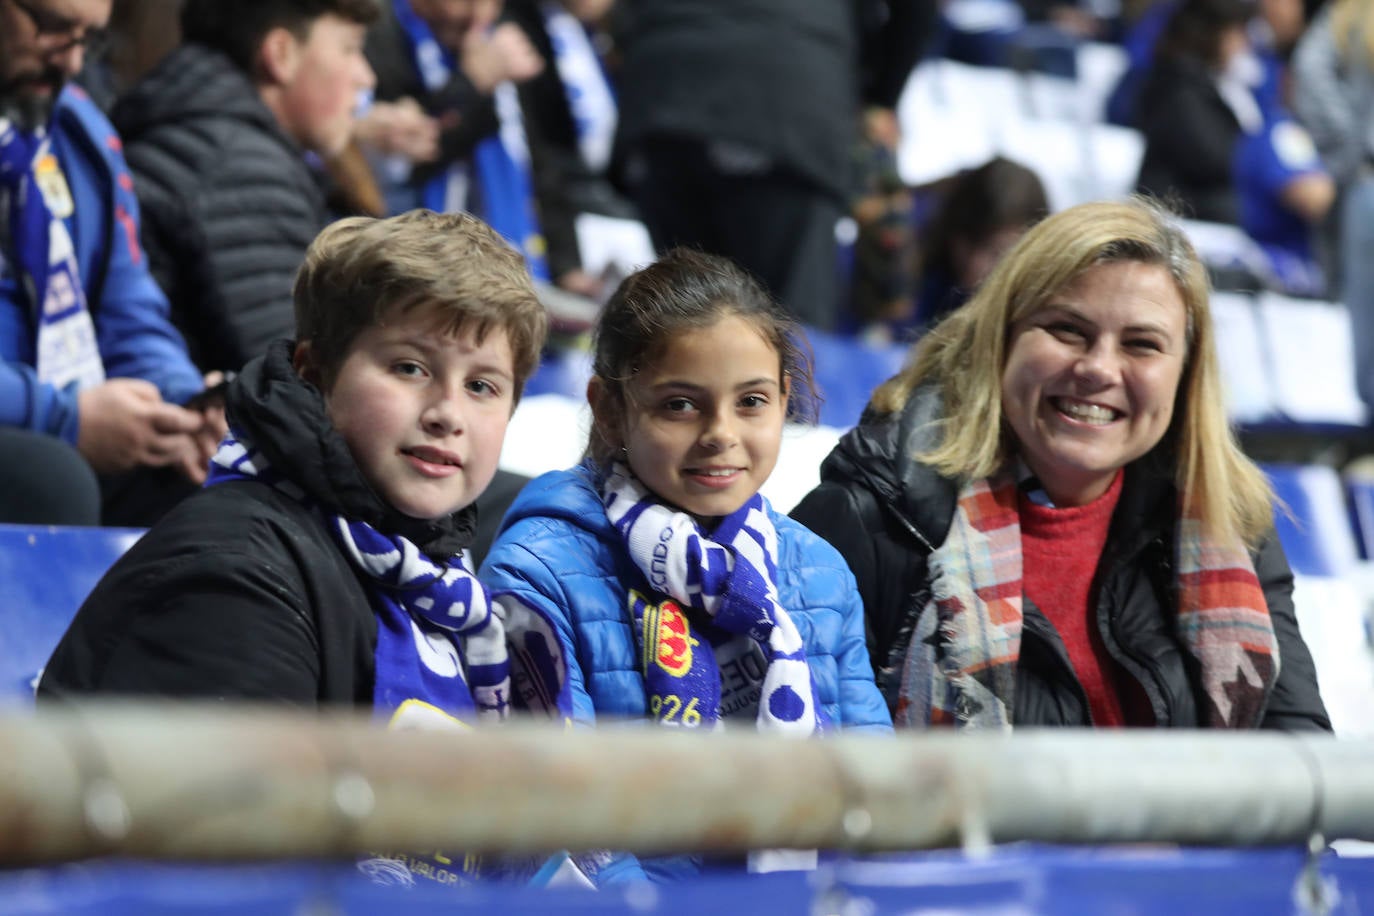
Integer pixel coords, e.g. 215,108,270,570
480,248,891,881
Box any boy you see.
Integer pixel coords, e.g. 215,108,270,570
38,209,547,718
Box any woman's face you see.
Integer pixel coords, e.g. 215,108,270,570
1000,260,1188,506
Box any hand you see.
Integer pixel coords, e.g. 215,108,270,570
556,268,604,299
863,107,901,151
462,21,544,94
355,98,441,163
178,374,231,485
75,379,205,475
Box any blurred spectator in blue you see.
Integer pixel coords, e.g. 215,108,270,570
364,0,549,277
503,0,635,302
614,0,936,331
1134,0,1262,224
110,0,378,375
0,0,224,526
1233,99,1335,297
1291,0,1374,407
915,156,1049,330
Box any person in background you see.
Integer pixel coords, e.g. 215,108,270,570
502,0,635,302
914,155,1050,331
1233,90,1336,297
1,0,222,527
1134,0,1261,224
613,0,934,331
364,0,547,271
482,248,891,883
111,0,378,376
791,198,1330,731
1291,0,1374,408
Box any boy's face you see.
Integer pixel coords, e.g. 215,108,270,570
313,308,516,521
272,13,374,157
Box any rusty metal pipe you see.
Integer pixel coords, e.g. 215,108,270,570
0,705,1368,865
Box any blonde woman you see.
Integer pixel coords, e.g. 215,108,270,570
792,198,1330,730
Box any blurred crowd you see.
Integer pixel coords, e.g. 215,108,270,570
3,0,1374,531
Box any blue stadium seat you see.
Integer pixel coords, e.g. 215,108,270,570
0,524,142,704
1260,464,1360,578
523,349,592,402
804,327,908,430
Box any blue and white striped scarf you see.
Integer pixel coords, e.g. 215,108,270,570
604,464,823,736
207,428,511,726
0,115,104,391
392,0,549,281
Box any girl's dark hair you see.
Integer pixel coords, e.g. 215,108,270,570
586,248,817,465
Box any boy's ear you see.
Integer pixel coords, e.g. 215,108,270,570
293,340,322,387
257,26,302,86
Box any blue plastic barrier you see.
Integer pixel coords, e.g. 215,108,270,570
0,524,142,702
0,846,1369,914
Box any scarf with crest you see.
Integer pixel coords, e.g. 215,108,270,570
206,427,511,726
0,114,104,390
603,464,823,735
894,469,1280,729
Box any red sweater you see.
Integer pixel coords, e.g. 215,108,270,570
1019,472,1125,727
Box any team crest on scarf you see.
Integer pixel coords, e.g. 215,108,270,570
644,597,697,677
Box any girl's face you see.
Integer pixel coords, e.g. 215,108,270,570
600,314,788,526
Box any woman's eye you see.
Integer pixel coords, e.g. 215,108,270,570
1045,321,1084,339
739,394,769,409
1127,338,1163,353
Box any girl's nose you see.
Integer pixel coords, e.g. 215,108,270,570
699,409,738,451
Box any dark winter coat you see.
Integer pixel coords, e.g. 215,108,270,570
37,341,475,704
112,44,328,372
790,387,1331,730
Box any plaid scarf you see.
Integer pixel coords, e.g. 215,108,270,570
895,470,1279,729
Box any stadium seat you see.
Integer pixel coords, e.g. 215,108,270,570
0,524,142,704
804,326,908,430
1260,464,1360,578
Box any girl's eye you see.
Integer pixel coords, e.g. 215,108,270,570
663,397,696,413
393,361,426,377
739,394,769,409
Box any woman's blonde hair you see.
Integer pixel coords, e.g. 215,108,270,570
1330,0,1374,66
871,197,1273,546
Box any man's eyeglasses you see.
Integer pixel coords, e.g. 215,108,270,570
9,0,110,56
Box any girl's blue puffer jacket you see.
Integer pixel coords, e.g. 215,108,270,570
480,464,892,882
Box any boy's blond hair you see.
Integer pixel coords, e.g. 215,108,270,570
293,210,547,400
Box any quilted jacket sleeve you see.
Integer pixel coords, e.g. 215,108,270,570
482,516,600,727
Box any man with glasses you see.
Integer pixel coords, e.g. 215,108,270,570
0,0,226,526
